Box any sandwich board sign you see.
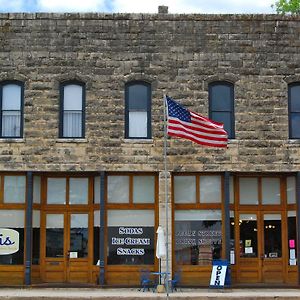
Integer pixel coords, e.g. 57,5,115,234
209,260,229,288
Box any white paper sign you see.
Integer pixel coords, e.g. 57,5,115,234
245,247,253,254
210,264,227,287
0,228,19,255
290,249,296,260
230,250,235,265
69,252,78,258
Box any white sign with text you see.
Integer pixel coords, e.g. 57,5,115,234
0,228,19,255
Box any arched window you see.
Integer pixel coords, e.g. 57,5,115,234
288,83,300,139
125,81,151,139
0,81,24,138
59,81,85,138
209,81,235,139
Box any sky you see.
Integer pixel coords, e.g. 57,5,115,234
0,0,276,14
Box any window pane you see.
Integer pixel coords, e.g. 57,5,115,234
239,178,258,205
290,113,300,138
230,176,234,204
4,175,26,203
32,210,40,265
107,210,154,265
200,175,221,203
63,84,83,110
33,176,41,204
133,176,155,203
174,210,222,266
290,85,300,112
128,84,148,110
70,214,88,258
211,111,231,137
174,176,196,203
262,178,281,205
287,177,296,204
2,111,21,137
46,214,64,257
94,210,100,265
239,214,257,258
0,210,24,265
63,111,82,137
107,176,129,203
2,84,21,110
129,111,147,137
210,84,232,111
47,178,66,204
94,176,100,204
264,214,282,258
288,211,297,265
69,178,88,204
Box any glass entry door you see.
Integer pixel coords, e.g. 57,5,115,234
41,212,90,283
237,212,284,284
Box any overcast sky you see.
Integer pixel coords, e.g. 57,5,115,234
0,0,276,14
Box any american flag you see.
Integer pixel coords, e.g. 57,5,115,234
166,96,228,148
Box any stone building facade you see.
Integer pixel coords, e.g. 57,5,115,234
0,8,299,286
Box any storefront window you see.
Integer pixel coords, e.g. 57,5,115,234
46,214,64,257
47,178,66,204
239,214,258,258
107,210,154,265
174,210,222,266
94,176,100,204
262,178,281,205
200,175,221,203
288,211,297,265
287,177,296,204
3,175,26,203
94,210,100,265
239,178,258,205
32,210,40,264
0,210,24,265
70,214,88,258
33,176,41,204
264,214,282,258
107,176,129,203
69,178,88,204
230,211,235,264
133,176,155,203
174,176,196,203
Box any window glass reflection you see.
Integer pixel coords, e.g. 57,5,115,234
264,214,282,258
70,214,88,258
46,214,64,258
239,214,257,258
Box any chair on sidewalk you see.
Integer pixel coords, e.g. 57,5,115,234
139,269,155,292
168,270,181,292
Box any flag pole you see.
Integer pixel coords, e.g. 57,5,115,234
163,95,170,298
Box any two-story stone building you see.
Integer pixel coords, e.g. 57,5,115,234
0,6,300,287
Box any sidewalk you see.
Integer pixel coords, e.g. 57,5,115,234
1,288,300,300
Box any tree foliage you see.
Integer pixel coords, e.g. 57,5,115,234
272,0,300,14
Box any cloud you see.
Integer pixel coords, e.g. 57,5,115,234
0,0,24,12
37,0,106,12
112,0,275,14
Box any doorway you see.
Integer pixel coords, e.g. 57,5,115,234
41,211,90,283
235,211,286,284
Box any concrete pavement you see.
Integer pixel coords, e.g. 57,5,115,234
1,288,300,300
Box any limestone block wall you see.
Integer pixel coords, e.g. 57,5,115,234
0,13,299,172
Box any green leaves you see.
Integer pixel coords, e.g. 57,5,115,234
272,0,300,14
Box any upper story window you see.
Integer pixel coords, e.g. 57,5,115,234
59,81,85,138
125,81,151,139
288,83,300,139
0,81,24,138
209,81,235,139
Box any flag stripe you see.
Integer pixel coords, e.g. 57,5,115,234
166,96,228,148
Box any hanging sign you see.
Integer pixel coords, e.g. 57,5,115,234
0,228,19,255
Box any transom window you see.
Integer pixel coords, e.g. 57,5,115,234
59,81,85,138
125,81,151,139
288,83,300,139
0,81,24,138
209,81,235,139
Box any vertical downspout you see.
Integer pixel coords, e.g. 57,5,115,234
25,171,33,285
